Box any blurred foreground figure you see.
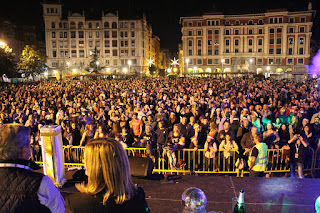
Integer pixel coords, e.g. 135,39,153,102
0,124,65,213
65,138,150,213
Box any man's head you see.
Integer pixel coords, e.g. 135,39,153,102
0,124,31,161
224,121,230,131
251,126,258,135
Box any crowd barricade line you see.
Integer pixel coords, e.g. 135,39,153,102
32,146,317,177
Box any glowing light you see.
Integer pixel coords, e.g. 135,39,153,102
171,57,179,67
206,68,212,72
186,59,190,64
123,68,128,73
221,59,225,63
266,66,271,71
316,196,320,213
66,62,70,66
146,57,155,67
44,71,48,76
53,70,58,75
173,68,178,72
0,41,6,48
309,49,320,75
128,60,132,66
224,68,231,72
96,61,100,66
167,68,172,73
250,58,253,63
193,66,197,71
72,69,77,73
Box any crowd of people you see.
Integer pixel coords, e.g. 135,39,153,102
1,77,320,177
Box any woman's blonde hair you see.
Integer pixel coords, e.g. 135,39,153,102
76,138,135,204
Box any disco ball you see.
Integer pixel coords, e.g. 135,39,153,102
181,187,207,212
316,196,320,213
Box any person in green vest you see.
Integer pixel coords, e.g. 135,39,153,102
248,134,268,177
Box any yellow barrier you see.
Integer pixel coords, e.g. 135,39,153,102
33,145,317,177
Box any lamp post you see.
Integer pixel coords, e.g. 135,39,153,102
128,60,132,74
221,59,225,73
249,58,253,75
186,59,190,77
193,66,197,78
266,66,270,78
66,62,70,74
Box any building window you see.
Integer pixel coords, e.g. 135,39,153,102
269,49,274,54
249,48,253,53
214,30,219,35
79,50,84,57
188,31,192,36
277,28,282,33
207,21,211,26
71,31,76,38
112,31,117,38
269,38,274,44
298,58,304,64
276,48,281,54
275,58,281,64
289,38,293,45
188,40,192,46
257,59,263,64
197,30,202,36
104,22,109,28
300,38,304,44
78,22,83,29
258,20,263,25
188,49,192,55
112,40,117,47
279,18,283,23
197,49,202,55
248,20,253,25
112,50,117,56
78,31,84,38
277,38,281,44
96,32,100,38
52,32,56,38
208,59,213,64
104,40,110,47
208,40,212,45
198,40,202,46
225,20,230,26
235,39,239,46
197,59,202,65
300,27,305,33
225,49,230,53
289,28,294,33
299,48,304,55
226,40,230,46
235,30,239,35
52,41,56,48
88,22,92,29
235,49,239,53
269,28,274,33
235,20,240,25
289,48,293,55
214,40,219,45
287,59,293,64
113,59,118,65
270,18,273,24
89,41,93,47
104,31,109,38
269,58,274,64
225,29,230,35
214,49,219,55
95,40,100,47
131,40,135,47
258,48,262,52
79,40,84,48
197,22,202,26
71,50,76,57
64,32,67,38
52,51,56,57
96,23,100,29
131,22,135,28
51,22,55,28
70,22,76,29
188,22,192,27
300,17,306,22
289,18,294,23
89,32,92,38
208,49,212,55
248,29,253,35
258,39,263,45
225,59,230,64
208,30,212,35
259,29,263,34
249,39,253,46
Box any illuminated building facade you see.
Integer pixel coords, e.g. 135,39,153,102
180,3,315,77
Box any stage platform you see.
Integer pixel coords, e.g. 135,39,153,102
60,174,320,213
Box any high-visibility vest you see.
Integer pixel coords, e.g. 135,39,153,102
249,142,268,172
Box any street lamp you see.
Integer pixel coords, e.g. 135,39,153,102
186,59,190,76
96,61,100,72
221,59,225,72
193,66,197,78
128,60,132,74
66,62,70,74
249,58,253,74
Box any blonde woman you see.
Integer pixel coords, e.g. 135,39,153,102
65,138,150,213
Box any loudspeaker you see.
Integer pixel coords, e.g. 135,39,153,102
128,156,154,177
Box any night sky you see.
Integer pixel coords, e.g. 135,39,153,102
1,0,319,52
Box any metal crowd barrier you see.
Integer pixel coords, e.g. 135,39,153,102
32,145,317,177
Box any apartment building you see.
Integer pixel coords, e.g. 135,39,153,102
180,3,315,77
43,2,160,77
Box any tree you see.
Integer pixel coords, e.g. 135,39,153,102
18,45,47,77
0,46,17,78
86,47,103,73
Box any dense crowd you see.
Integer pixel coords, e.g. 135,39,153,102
1,77,319,175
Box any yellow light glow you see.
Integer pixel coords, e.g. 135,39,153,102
123,68,128,73
206,68,212,72
72,69,77,73
224,68,231,72
173,68,178,72
0,41,6,48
